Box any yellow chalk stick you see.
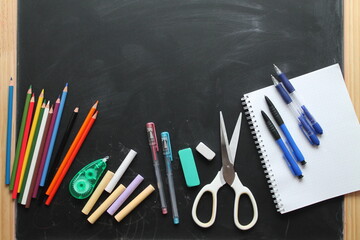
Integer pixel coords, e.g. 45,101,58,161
87,184,126,224
114,184,155,222
82,171,114,215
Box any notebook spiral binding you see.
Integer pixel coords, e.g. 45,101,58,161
241,95,284,213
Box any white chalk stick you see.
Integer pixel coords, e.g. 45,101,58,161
105,149,137,193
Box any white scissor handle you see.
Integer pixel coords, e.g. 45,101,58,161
192,172,224,228
231,173,258,230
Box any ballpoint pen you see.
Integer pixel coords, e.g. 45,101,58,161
146,122,168,215
271,75,320,146
265,96,306,165
261,111,303,179
161,132,180,224
273,64,323,135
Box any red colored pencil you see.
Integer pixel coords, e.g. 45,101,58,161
45,111,98,205
12,94,35,199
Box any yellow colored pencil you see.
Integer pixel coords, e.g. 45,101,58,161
18,89,44,192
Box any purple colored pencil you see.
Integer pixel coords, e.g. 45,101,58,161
107,174,144,215
32,97,60,198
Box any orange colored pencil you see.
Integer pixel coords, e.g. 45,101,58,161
45,111,98,205
46,101,98,195
12,94,35,198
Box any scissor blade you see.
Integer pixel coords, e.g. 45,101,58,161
220,112,235,185
229,112,242,163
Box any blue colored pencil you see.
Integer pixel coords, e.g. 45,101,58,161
6,78,14,184
40,83,68,186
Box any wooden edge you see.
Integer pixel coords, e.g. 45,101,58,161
0,0,17,239
344,0,360,240
0,0,358,239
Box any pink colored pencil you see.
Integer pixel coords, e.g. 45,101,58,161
32,97,60,198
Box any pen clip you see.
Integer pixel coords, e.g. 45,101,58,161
161,132,173,161
146,122,159,151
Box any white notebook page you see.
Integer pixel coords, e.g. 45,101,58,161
244,64,360,213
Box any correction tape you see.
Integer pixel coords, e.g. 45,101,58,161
69,156,109,199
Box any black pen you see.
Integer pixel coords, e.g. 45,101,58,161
265,96,306,165
261,111,303,179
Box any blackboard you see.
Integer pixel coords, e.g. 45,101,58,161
16,0,343,239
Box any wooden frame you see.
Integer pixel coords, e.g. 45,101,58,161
0,0,359,239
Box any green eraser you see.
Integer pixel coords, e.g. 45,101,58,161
178,148,200,187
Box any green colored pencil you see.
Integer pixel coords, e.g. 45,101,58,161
18,101,46,201
9,85,32,190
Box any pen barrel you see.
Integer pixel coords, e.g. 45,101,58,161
298,115,320,145
279,124,305,164
165,157,179,224
301,105,323,134
153,155,167,213
278,73,295,93
276,139,303,178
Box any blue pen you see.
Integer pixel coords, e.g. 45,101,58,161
271,75,320,146
261,111,303,179
161,132,179,224
273,64,323,135
265,96,306,165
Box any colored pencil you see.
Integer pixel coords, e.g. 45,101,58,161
12,95,35,199
10,86,32,189
45,111,98,205
46,101,98,195
41,107,79,197
33,97,60,197
18,89,44,192
18,101,46,200
21,101,49,204
40,83,68,186
26,105,53,206
6,78,14,184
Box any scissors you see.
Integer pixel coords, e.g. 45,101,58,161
191,111,258,230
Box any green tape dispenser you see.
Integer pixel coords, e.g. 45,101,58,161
69,156,109,199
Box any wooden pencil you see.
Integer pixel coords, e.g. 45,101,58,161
32,97,60,197
46,101,98,195
42,107,79,194
18,89,44,192
21,101,49,204
26,105,53,206
12,94,35,199
40,83,68,186
10,85,32,190
18,101,46,201
45,111,98,205
6,78,14,184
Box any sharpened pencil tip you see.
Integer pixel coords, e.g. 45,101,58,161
63,84,68,92
92,111,98,118
56,97,61,103
74,107,79,113
40,89,45,97
92,101,99,109
46,101,50,108
27,85,32,94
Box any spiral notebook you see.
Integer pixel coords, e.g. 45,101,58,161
242,64,360,214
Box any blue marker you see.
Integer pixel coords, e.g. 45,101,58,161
271,75,320,146
265,96,306,165
273,64,323,135
261,111,303,179
161,132,179,224
40,83,68,186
